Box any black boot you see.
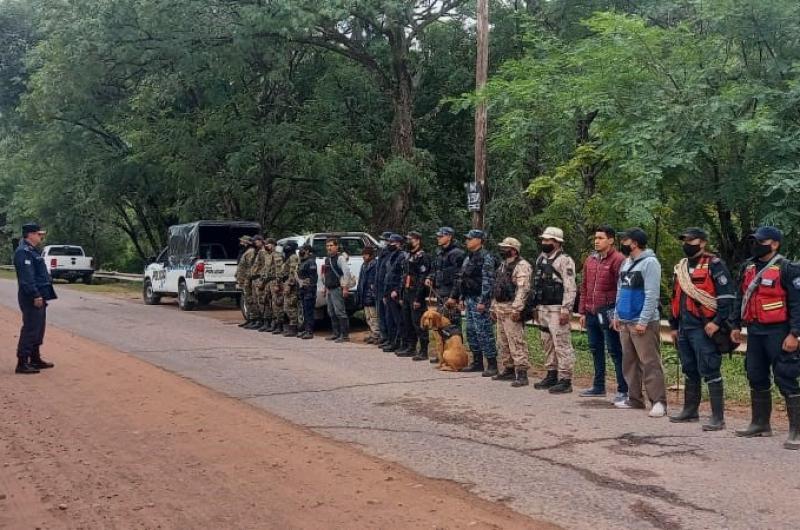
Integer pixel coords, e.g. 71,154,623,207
283,324,298,337
534,370,558,389
30,353,54,370
272,320,285,335
335,318,351,343
461,354,484,372
246,319,262,330
382,339,398,352
238,319,250,328
702,380,726,431
15,357,40,374
258,319,272,332
326,318,341,341
549,378,573,394
735,389,773,437
396,339,416,356
670,379,701,423
492,366,516,381
482,357,498,377
784,394,800,450
511,368,529,387
412,339,429,361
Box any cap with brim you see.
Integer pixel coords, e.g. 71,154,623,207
539,227,564,242
498,237,522,252
464,229,486,240
380,231,393,240
753,226,783,242
436,227,455,237
388,234,404,243
678,227,708,241
22,223,46,236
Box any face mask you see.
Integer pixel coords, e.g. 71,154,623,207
682,243,702,258
751,242,772,259
620,244,633,256
499,248,513,259
540,243,555,254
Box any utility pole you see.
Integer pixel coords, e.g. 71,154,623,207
472,0,489,230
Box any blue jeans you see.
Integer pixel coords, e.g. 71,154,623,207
465,296,496,359
586,311,627,393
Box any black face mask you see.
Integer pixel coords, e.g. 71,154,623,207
620,244,633,256
751,242,772,259
499,248,513,259
682,243,702,258
540,243,555,254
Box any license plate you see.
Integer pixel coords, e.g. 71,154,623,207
217,283,225,291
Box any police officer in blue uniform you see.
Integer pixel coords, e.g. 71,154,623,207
13,223,57,374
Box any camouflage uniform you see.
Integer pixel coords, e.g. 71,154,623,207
269,250,285,322
282,253,301,326
251,248,270,321
236,246,257,319
534,252,577,379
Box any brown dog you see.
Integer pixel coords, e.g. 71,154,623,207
420,309,469,372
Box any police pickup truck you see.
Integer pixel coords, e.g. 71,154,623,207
42,245,95,284
143,220,260,310
241,232,378,319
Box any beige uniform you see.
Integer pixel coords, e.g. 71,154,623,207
492,258,533,371
534,252,577,379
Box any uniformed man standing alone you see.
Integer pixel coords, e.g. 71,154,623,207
731,226,800,450
236,235,257,328
532,227,577,394
490,238,533,387
13,223,57,374
668,228,735,431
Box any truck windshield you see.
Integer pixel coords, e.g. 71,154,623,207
48,246,83,256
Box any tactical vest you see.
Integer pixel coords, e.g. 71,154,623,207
742,260,788,325
402,249,427,289
493,258,520,303
460,250,487,296
323,254,344,289
671,256,717,320
532,253,565,306
434,245,461,292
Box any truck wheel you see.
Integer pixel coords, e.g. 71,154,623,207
178,281,196,311
143,280,161,305
83,274,93,285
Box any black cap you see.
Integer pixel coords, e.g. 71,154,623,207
22,223,45,236
284,240,298,250
436,227,455,237
753,226,783,242
300,244,314,253
464,229,486,240
679,227,708,241
620,227,647,247
388,234,404,243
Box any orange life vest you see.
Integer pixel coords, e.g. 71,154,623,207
671,256,717,319
742,261,788,325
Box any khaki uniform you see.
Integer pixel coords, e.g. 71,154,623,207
282,253,300,325
251,248,271,320
493,258,533,371
269,251,285,321
534,252,577,379
236,247,256,318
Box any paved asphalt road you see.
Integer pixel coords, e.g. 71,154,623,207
2,280,798,529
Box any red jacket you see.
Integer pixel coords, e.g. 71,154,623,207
579,249,625,315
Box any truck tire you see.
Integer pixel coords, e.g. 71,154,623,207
178,280,196,311
142,279,161,305
83,273,93,285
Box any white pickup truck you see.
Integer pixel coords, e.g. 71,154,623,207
143,220,261,310
42,245,94,284
269,232,379,319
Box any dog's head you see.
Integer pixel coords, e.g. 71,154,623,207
421,309,451,330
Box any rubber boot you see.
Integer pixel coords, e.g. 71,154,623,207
511,369,529,387
784,394,800,450
326,318,341,341
670,379,701,423
335,318,351,343
702,380,726,431
461,353,484,373
534,370,558,389
246,319,262,330
492,367,516,381
735,389,773,437
30,352,54,370
283,324,298,337
549,378,573,394
15,357,40,374
238,319,250,328
272,320,285,335
382,339,398,352
482,357,498,377
412,339,429,361
257,319,272,332
396,338,415,357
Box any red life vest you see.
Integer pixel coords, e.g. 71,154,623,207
671,256,717,319
742,261,789,325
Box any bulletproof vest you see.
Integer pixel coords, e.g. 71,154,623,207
460,250,487,296
434,245,460,290
323,254,344,289
532,252,565,306
403,249,427,289
493,258,520,303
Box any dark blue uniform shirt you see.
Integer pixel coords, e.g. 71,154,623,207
14,240,57,300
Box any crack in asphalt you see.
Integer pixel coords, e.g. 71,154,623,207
238,375,482,399
304,424,717,517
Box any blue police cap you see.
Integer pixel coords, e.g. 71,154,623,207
380,231,393,240
464,229,486,240
22,223,46,236
436,227,455,237
388,234,404,243
753,226,783,242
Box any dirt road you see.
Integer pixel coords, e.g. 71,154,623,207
0,305,546,529
1,280,799,529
